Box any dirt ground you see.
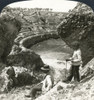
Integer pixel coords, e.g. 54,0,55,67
31,38,72,60
31,38,72,68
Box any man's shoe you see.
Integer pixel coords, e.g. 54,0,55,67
63,79,70,83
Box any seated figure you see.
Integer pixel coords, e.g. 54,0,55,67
25,65,54,99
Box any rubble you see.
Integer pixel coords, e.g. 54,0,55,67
35,57,94,100
7,45,44,71
0,66,41,93
80,58,94,79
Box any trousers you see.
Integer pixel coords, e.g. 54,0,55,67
67,65,80,82
30,83,43,98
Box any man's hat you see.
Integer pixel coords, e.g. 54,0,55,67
41,65,50,71
71,41,80,49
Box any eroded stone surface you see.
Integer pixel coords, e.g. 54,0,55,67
57,3,94,65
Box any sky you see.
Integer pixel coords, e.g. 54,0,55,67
9,0,78,12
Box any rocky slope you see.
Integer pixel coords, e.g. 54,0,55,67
1,2,94,100
36,56,94,100
33,3,94,100
0,6,67,93
57,2,94,66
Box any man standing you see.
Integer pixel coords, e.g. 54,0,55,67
65,41,82,82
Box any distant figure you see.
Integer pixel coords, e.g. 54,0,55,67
25,65,54,99
65,41,82,82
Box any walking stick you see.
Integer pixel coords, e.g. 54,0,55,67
65,60,67,78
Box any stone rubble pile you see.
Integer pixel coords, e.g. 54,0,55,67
0,66,35,92
0,65,46,93
7,45,44,70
